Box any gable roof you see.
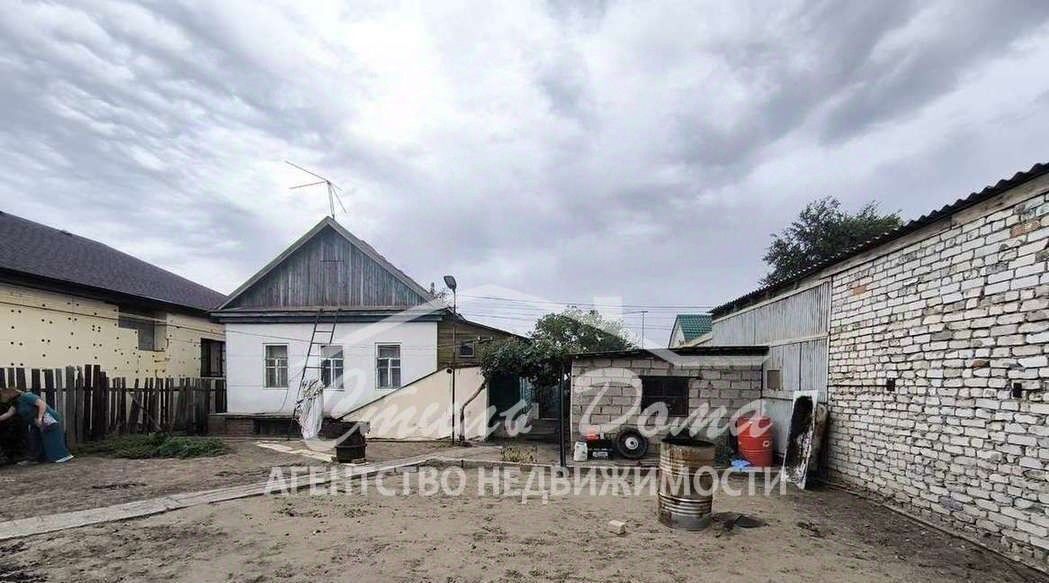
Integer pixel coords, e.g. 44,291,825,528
217,216,432,311
672,314,712,341
0,210,226,313
712,161,1049,318
448,312,528,340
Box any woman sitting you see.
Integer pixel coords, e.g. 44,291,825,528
0,387,73,464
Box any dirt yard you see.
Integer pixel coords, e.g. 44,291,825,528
4,468,1045,583
0,439,454,520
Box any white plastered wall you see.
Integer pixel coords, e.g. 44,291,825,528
224,321,438,416
344,366,488,440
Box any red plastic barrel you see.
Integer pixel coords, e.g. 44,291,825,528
736,416,774,467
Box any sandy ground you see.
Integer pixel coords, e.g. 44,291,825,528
480,441,673,468
5,469,1045,583
0,439,454,520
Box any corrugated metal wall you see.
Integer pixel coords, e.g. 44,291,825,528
712,282,831,345
711,281,831,454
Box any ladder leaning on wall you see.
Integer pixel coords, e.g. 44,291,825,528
292,308,337,438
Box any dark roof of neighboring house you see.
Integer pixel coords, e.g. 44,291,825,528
0,211,226,313
570,345,768,360
712,161,1049,318
672,314,712,341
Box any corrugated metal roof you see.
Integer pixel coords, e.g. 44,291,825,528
673,314,712,341
712,161,1049,317
0,211,226,312
570,345,768,360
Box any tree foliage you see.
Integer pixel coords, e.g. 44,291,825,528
479,308,633,385
478,337,563,387
531,308,632,353
762,197,901,286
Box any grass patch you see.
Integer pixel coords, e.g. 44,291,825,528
501,445,537,463
74,434,231,459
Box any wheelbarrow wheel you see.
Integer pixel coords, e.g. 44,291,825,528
615,428,649,459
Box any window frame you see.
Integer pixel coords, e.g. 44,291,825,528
765,369,782,391
117,308,165,352
264,344,289,389
458,340,476,358
320,344,344,390
640,376,689,417
376,343,402,390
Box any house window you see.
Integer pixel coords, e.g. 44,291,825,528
458,340,475,358
320,345,344,389
200,339,225,377
376,344,401,389
766,369,782,391
118,308,164,351
640,376,689,416
265,345,288,388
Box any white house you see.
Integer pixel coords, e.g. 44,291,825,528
210,217,516,433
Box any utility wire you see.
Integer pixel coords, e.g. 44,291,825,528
456,294,715,310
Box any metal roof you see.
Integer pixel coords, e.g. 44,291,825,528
712,161,1049,317
0,210,226,313
672,314,712,341
570,345,768,360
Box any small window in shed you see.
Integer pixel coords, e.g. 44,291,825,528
766,369,782,391
458,341,475,358
641,376,689,416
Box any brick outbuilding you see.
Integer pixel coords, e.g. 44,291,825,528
709,162,1049,569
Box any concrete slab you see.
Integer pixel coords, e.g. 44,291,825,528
0,446,483,542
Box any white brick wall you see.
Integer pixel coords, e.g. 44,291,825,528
826,184,1049,565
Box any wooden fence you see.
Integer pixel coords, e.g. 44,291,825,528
0,365,226,445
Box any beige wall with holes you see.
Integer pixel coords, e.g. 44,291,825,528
0,282,224,379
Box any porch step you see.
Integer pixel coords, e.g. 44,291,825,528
491,417,562,442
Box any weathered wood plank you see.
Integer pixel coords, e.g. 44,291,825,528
225,225,428,309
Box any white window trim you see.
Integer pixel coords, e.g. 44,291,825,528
320,344,345,391
375,343,402,390
264,343,289,389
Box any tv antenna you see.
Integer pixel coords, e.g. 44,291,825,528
285,160,348,219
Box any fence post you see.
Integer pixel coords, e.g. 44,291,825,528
198,379,206,435
96,369,107,441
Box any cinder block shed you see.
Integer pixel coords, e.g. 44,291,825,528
569,346,768,445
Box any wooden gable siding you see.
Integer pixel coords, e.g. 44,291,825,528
227,227,427,309
436,319,517,369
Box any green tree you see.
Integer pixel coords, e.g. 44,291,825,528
763,197,901,286
531,307,632,353
479,308,633,385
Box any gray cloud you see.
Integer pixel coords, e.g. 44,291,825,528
1,0,1048,342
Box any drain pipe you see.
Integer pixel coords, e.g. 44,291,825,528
459,380,487,444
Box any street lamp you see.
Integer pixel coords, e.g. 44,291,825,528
444,275,457,443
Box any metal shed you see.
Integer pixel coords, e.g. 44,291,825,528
709,281,830,455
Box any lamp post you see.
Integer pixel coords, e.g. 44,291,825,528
444,275,457,444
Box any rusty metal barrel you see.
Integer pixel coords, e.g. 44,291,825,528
658,433,716,530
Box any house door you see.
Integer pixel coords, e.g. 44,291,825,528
489,373,520,414
200,339,225,378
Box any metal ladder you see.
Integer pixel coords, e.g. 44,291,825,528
293,309,337,416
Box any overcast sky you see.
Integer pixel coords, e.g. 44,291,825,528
2,1,1048,342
